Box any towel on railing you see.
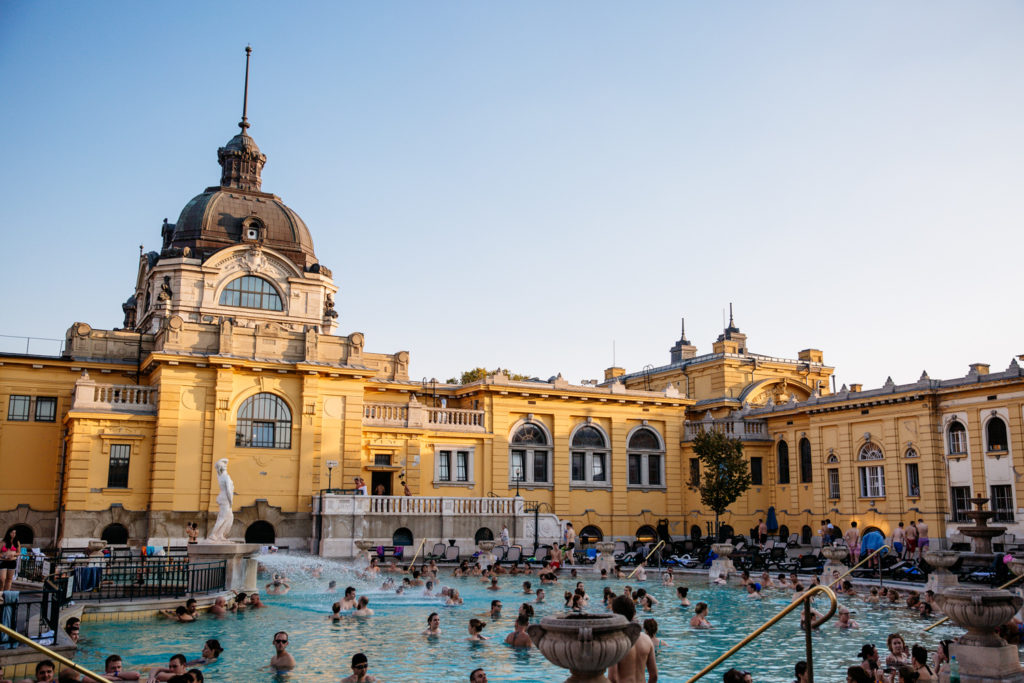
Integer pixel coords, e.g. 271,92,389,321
1,590,18,648
74,566,103,592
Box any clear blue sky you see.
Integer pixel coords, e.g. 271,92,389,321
2,2,1022,388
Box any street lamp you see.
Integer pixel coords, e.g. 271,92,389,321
514,466,522,497
326,459,338,491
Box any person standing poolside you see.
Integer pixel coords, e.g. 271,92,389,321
269,632,296,671
758,519,768,547
564,522,576,564
469,669,488,683
500,524,509,547
892,522,906,559
608,596,657,682
906,521,919,559
917,519,930,559
845,521,861,562
504,615,532,648
0,528,20,592
340,653,376,683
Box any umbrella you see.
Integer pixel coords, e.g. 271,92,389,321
766,506,779,533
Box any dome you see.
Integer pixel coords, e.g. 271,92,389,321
169,187,317,269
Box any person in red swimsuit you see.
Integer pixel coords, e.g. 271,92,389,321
0,528,20,591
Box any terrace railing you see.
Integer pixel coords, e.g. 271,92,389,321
683,418,771,441
48,558,226,601
363,401,486,433
0,576,70,647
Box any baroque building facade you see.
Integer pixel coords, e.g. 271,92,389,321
2,102,1023,552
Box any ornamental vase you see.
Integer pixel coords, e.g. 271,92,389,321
527,613,642,683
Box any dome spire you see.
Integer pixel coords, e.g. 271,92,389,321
239,45,252,134
217,45,266,192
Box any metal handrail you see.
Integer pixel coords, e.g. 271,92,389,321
0,623,106,682
924,571,1024,632
685,585,838,683
827,544,893,586
406,538,428,571
627,540,665,579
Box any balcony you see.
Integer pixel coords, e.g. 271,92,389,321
683,418,770,441
363,398,485,433
72,372,157,414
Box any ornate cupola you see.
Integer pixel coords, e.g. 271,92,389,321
669,317,697,363
713,303,748,354
217,47,266,192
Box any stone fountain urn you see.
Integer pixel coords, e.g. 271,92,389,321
924,549,961,592
527,613,641,683
709,543,735,582
821,544,849,578
933,587,1024,682
1008,559,1024,578
594,542,618,575
353,540,376,565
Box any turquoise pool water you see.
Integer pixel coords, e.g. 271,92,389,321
75,555,963,682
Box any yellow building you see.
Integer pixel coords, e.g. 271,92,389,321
2,103,1023,554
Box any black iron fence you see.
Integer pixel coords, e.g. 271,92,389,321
0,577,69,647
45,559,226,602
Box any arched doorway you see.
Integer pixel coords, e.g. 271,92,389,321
635,525,658,543
6,524,34,546
245,521,275,544
801,525,812,544
579,525,603,543
778,524,790,542
392,527,413,546
101,523,129,545
689,525,702,541
474,527,494,544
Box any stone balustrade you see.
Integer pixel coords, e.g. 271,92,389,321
683,418,770,441
313,494,559,559
363,400,486,433
72,373,158,413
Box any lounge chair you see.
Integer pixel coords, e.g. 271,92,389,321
504,546,523,564
442,545,460,562
425,543,447,561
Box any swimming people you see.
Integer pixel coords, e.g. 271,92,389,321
423,612,441,636
340,653,377,683
690,602,712,629
467,618,489,641
608,596,657,683
504,615,532,648
352,596,374,616
269,632,296,671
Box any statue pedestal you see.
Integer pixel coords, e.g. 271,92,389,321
709,543,735,583
189,543,261,593
940,643,1024,683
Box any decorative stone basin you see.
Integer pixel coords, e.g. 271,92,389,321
709,543,735,583
478,540,496,552
594,542,618,574
711,543,734,558
933,587,1024,647
1009,560,1024,577
924,549,961,592
527,613,642,683
821,545,849,562
354,540,376,564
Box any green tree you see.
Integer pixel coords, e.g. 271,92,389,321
692,429,752,540
445,367,532,384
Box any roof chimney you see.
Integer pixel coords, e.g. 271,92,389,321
970,363,990,376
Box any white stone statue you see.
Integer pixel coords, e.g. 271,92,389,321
207,458,235,542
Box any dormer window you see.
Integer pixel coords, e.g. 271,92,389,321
241,217,265,243
219,275,283,311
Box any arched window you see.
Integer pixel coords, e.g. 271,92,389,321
858,442,885,498
635,525,658,542
579,525,603,543
627,426,665,488
219,275,284,311
509,422,551,486
799,438,813,483
777,440,790,484
235,393,292,449
474,527,494,543
570,425,610,487
392,527,414,546
986,417,1008,453
947,420,967,455
245,521,275,544
101,523,129,545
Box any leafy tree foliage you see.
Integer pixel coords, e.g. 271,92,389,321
445,367,532,384
692,429,752,539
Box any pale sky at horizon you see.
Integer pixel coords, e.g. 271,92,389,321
1,2,1022,390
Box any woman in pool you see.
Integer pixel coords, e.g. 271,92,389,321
933,640,952,678
846,666,873,683
642,618,665,654
187,639,223,666
467,618,489,641
446,589,463,606
910,644,934,681
858,643,882,681
676,586,690,607
423,613,441,636
661,569,674,585
885,634,910,670
689,602,712,629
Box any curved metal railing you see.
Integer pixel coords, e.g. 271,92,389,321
627,540,665,579
685,584,839,683
826,544,893,586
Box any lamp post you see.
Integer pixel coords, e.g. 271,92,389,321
514,466,522,497
326,459,338,491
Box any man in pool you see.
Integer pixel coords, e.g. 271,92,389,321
146,654,188,682
469,669,488,683
535,588,546,603
608,596,657,683
340,652,376,683
270,632,296,671
207,596,227,617
489,600,502,619
102,655,141,680
504,615,533,648
340,586,358,609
